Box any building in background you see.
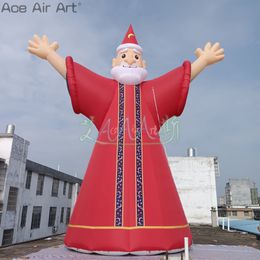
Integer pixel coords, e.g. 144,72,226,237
250,183,259,206
168,148,220,225
225,179,252,207
0,124,82,246
218,207,254,219
218,179,260,220
225,179,259,207
218,195,226,206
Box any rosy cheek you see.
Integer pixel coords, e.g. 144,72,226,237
116,59,122,65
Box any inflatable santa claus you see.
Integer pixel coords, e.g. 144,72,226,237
28,25,224,255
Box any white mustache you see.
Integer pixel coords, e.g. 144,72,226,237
120,61,138,68
110,65,148,85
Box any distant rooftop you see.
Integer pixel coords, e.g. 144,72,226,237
0,133,14,138
227,178,251,182
26,159,82,184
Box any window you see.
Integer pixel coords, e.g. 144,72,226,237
25,171,32,189
48,207,57,227
31,206,42,229
63,181,67,195
7,187,18,211
51,178,59,197
36,174,44,195
2,229,13,246
60,207,64,223
66,208,71,224
68,183,73,199
232,211,237,216
20,205,28,228
244,211,250,216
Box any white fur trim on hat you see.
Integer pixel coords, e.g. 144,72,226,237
116,43,143,53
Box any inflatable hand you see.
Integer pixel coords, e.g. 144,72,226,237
28,34,66,78
191,41,224,80
195,42,225,66
28,34,59,60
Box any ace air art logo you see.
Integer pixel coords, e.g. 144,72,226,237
0,2,81,14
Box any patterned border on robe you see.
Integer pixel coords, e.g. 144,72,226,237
114,83,125,226
135,84,145,226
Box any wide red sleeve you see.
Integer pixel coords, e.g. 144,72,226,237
66,56,115,129
142,61,191,126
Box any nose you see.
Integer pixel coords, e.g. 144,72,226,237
125,55,135,65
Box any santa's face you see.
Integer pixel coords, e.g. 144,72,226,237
111,48,147,85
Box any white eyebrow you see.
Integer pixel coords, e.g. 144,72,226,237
133,49,141,55
118,48,142,55
118,48,128,54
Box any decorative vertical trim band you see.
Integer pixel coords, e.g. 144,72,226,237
115,83,125,226
135,84,144,226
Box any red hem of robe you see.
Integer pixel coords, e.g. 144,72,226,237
64,225,192,252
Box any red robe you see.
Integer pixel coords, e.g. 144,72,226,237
64,56,192,254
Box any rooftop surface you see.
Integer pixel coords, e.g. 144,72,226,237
1,225,260,259
219,219,260,235
23,244,260,260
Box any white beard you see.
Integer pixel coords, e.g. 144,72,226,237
110,63,148,85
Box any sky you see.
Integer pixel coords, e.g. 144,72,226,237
0,0,259,196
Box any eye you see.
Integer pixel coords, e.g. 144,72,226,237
135,55,139,60
121,54,126,59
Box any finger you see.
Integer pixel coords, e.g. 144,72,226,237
33,34,41,44
50,41,59,51
204,42,212,51
28,40,38,48
212,42,220,51
216,54,225,61
216,48,224,55
194,48,203,57
27,47,38,55
42,35,49,44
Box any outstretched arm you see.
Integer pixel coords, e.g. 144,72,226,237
28,34,66,79
191,42,224,81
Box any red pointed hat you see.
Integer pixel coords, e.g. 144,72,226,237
116,25,143,53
